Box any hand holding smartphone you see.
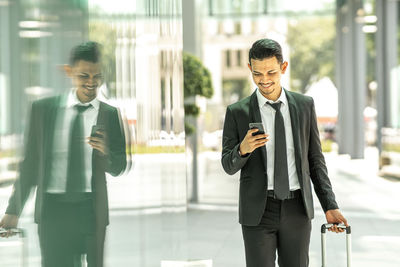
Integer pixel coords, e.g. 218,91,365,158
239,122,268,155
91,125,105,138
249,122,265,136
89,125,108,156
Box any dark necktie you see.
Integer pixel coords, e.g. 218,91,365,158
66,104,91,195
268,102,289,200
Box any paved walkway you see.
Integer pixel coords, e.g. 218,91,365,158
0,148,399,266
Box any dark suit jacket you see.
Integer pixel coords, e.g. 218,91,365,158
221,89,338,226
6,95,127,228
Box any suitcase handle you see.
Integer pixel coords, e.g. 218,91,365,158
321,223,351,234
0,228,26,237
321,224,352,267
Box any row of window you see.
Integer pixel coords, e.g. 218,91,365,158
225,49,248,68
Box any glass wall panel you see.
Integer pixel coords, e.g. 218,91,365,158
0,0,186,266
88,1,186,265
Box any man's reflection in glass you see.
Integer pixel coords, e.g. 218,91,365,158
0,41,127,267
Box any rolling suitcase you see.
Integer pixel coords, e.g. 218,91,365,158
0,228,28,267
321,224,351,267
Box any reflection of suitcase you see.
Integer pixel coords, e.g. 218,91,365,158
0,228,28,267
321,224,352,267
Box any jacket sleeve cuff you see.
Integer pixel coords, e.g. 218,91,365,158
322,201,339,213
237,146,250,158
232,143,250,164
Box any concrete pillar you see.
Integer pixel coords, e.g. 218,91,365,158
0,0,23,134
182,0,203,203
336,0,366,158
183,0,203,58
376,0,399,151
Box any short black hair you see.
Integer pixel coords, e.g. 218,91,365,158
248,38,283,65
69,41,102,66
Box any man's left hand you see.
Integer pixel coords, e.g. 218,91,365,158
87,131,108,156
325,209,348,233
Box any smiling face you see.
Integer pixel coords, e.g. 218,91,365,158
65,60,103,103
248,56,288,101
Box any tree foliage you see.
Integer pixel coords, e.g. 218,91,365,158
287,17,335,93
183,52,213,100
183,52,214,134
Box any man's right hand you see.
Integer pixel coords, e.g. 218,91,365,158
239,128,269,155
0,214,19,238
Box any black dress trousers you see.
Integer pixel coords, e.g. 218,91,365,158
241,195,311,267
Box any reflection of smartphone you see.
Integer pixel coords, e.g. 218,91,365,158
91,125,105,138
249,122,265,136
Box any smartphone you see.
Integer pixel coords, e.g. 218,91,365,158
91,125,105,138
249,122,265,136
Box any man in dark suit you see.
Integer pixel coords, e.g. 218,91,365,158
221,38,348,267
0,41,127,267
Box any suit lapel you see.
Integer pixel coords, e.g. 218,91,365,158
249,91,268,176
285,89,303,185
249,91,261,123
93,102,106,162
47,96,62,139
92,102,108,171
43,96,62,184
96,102,107,125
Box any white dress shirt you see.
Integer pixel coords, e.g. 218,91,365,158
46,89,100,193
256,88,300,191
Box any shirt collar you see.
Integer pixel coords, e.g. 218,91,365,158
65,88,100,110
256,87,288,108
